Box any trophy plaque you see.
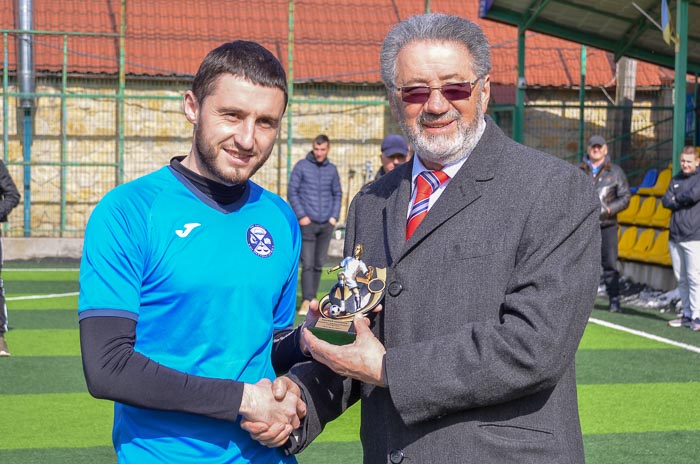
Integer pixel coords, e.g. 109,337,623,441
308,244,386,345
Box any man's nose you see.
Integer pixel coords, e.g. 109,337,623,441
234,120,255,151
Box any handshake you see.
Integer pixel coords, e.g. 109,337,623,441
237,298,386,449
239,376,304,448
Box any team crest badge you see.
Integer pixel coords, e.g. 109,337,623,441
247,224,274,258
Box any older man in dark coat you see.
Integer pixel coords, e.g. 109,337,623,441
244,14,600,464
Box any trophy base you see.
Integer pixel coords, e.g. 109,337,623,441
308,317,356,345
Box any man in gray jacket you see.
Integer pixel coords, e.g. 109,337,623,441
245,13,600,464
288,134,342,315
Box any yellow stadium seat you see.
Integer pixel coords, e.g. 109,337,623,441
618,226,638,260
633,197,657,226
626,228,656,261
644,230,672,266
617,195,640,225
637,169,672,197
650,203,671,228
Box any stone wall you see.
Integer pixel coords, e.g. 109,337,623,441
0,78,670,238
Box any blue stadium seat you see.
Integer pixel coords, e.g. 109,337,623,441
629,168,658,194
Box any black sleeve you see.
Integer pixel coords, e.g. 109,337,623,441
0,160,20,220
79,315,244,422
272,325,312,374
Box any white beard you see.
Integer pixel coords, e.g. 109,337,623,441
400,103,485,167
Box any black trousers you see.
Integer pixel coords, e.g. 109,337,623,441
601,224,620,298
0,234,6,334
300,221,335,301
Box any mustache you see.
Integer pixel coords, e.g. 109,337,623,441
418,111,461,126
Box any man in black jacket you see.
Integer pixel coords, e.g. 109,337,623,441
663,145,700,331
0,160,20,357
580,135,630,312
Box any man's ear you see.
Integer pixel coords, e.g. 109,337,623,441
386,88,400,124
479,75,491,112
183,90,199,125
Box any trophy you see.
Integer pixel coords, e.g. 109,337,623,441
308,244,386,345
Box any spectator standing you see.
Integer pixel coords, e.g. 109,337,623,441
78,41,307,463
580,135,631,312
288,135,342,315
663,145,700,331
374,134,410,180
0,160,20,357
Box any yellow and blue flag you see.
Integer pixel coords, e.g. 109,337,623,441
661,0,673,46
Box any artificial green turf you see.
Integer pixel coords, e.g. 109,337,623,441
5,329,80,356
0,446,115,464
0,393,113,449
4,280,79,295
3,266,700,464
4,269,80,282
591,300,700,346
312,403,361,443
579,323,675,350
7,295,79,311
584,430,698,464
578,382,700,434
0,357,86,394
577,349,700,384
7,309,78,329
297,441,362,463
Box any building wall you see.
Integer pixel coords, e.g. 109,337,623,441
0,77,672,237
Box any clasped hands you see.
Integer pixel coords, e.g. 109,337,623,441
241,299,386,447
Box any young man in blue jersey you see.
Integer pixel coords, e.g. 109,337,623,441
79,41,310,463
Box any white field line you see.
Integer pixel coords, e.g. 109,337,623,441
588,317,700,354
7,292,78,301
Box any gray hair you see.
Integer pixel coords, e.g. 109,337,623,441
380,13,491,88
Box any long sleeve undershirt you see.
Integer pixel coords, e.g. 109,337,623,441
80,316,309,422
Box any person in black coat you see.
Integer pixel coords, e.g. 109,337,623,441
662,145,700,331
0,159,20,357
580,135,630,312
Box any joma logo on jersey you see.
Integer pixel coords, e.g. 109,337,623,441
175,223,201,238
247,224,274,258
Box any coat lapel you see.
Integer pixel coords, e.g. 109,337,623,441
384,167,413,263
397,118,501,259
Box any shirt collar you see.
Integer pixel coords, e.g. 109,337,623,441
410,153,468,188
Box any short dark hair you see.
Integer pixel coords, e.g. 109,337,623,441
191,40,287,108
313,134,330,145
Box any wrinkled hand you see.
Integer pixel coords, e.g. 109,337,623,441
299,299,322,356
303,314,387,386
240,377,306,448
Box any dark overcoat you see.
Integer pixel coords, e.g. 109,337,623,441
289,117,601,464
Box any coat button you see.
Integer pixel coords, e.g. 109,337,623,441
389,449,405,463
387,281,403,296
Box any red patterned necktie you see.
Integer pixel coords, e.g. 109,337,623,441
406,170,449,240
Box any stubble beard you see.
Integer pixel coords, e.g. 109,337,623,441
193,125,270,185
399,102,484,167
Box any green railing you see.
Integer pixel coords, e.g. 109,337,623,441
0,1,692,237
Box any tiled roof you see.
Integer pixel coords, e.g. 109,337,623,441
1,0,673,87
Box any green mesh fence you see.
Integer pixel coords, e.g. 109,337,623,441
0,0,688,237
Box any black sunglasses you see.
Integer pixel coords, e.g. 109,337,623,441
396,79,480,104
